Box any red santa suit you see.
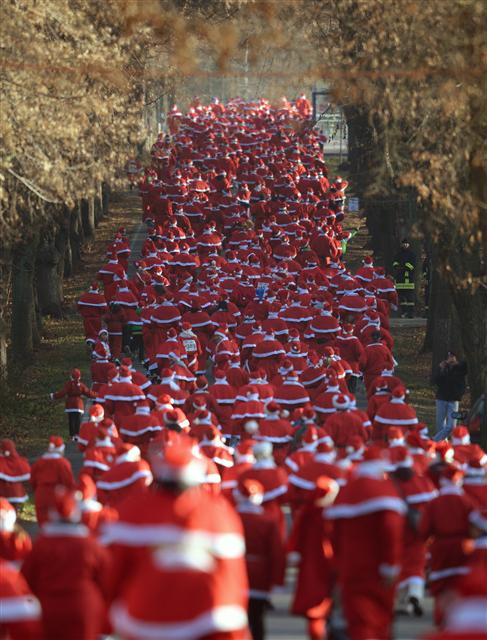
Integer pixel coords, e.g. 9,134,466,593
324,394,369,448
198,427,234,476
289,477,340,640
236,478,285,639
273,372,310,410
21,490,111,640
0,440,30,506
250,332,286,378
0,560,41,640
207,372,237,429
327,448,406,640
221,441,256,500
90,331,112,391
373,387,418,440
77,283,108,343
96,445,153,508
238,442,288,540
359,341,395,392
388,448,438,614
30,438,74,525
118,404,163,450
419,466,475,625
103,443,248,640
82,430,117,481
0,498,32,562
104,367,146,423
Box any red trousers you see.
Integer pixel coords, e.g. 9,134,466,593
341,580,395,640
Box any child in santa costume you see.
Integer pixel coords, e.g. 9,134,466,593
50,367,95,437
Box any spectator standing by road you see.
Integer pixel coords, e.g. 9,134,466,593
433,351,467,440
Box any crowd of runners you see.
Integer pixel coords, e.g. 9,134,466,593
1,97,486,640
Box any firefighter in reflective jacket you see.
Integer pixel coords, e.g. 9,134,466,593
392,239,416,317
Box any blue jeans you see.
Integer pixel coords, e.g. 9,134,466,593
434,399,459,441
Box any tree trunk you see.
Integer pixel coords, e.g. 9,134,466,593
451,286,487,403
70,205,84,272
101,182,110,220
36,227,64,317
430,269,462,379
0,250,10,379
81,197,95,241
10,234,39,362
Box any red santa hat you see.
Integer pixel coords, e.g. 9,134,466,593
451,425,470,445
243,420,260,435
392,386,407,401
362,256,374,265
156,393,173,408
388,427,405,446
235,440,256,463
161,368,175,380
89,403,105,423
151,442,205,487
89,282,99,292
196,376,209,390
98,328,108,337
71,368,81,380
314,475,340,507
435,440,455,463
48,436,65,454
50,487,80,523
302,426,318,446
388,445,413,470
118,365,132,382
0,498,16,533
440,464,465,489
116,443,141,463
464,453,487,477
332,393,350,411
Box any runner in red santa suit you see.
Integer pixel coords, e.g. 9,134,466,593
82,426,118,482
359,330,395,392
30,436,74,525
238,441,288,542
324,393,369,449
418,463,475,626
0,498,32,562
103,365,146,424
22,487,111,640
0,440,30,508
96,444,153,509
103,438,249,640
289,476,340,640
90,328,112,392
0,559,41,640
373,385,418,442
327,446,406,640
50,367,95,437
387,446,438,617
77,282,108,344
235,478,286,640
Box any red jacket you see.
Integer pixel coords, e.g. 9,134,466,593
0,560,41,640
22,523,110,640
30,454,74,525
237,503,285,599
104,485,248,639
0,440,31,504
52,380,95,413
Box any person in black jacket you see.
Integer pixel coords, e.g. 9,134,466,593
393,239,417,317
433,351,467,440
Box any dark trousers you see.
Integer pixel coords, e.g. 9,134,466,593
398,289,415,317
67,412,82,437
248,598,268,640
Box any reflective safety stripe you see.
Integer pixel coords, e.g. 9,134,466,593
405,262,415,270
396,283,415,290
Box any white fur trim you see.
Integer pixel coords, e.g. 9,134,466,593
327,496,407,519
